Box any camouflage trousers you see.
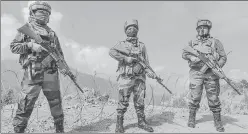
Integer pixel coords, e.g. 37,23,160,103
188,68,221,112
13,69,64,129
116,77,146,115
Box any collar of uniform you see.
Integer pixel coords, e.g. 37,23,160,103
126,37,139,46
29,21,50,37
196,35,212,41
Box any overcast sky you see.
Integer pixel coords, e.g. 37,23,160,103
1,1,248,86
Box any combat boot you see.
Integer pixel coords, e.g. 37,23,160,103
187,109,196,128
115,115,125,133
213,112,225,132
14,126,26,133
54,119,64,133
137,113,154,132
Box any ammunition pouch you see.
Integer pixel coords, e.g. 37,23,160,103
22,54,37,69
190,43,219,71
41,54,58,74
118,62,145,79
21,52,58,79
125,65,133,76
133,63,145,75
24,58,44,80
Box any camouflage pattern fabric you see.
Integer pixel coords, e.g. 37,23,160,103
109,38,150,115
12,71,64,128
188,69,221,112
182,36,227,112
10,22,64,130
116,78,146,115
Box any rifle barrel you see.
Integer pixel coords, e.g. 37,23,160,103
184,46,242,96
157,79,172,94
72,79,84,93
224,78,242,95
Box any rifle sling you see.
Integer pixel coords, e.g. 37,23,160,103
19,28,56,69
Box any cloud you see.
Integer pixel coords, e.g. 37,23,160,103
22,1,63,32
74,44,117,75
1,1,64,61
1,14,22,60
154,66,166,72
227,69,248,81
19,1,117,75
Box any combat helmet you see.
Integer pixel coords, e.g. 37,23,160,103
29,1,52,15
124,19,139,32
196,19,212,29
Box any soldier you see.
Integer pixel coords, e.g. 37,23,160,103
182,20,227,132
109,19,156,133
10,1,67,133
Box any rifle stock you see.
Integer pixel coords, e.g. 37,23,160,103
17,23,85,94
18,23,43,44
183,46,241,95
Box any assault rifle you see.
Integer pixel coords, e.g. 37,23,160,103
113,43,172,94
18,23,85,94
183,46,241,95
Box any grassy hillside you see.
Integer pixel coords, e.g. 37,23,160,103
2,59,248,112
1,59,119,106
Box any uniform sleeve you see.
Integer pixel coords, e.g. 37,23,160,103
54,33,64,59
142,44,150,66
182,40,194,61
109,42,128,62
215,39,227,67
141,44,154,74
10,31,30,54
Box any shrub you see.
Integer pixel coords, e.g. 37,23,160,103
171,93,188,109
1,88,17,105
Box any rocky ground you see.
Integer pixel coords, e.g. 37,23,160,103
1,94,248,133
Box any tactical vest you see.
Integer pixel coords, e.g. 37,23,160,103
19,23,58,80
117,41,146,78
189,37,220,68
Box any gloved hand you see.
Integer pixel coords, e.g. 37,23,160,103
190,56,201,63
27,41,48,53
124,56,137,64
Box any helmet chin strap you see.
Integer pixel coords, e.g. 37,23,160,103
198,33,210,39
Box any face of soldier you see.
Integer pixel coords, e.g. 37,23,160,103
125,26,138,37
34,10,50,25
197,26,210,37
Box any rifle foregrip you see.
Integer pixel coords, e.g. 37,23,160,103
200,64,208,73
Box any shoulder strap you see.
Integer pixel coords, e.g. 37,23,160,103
210,37,216,49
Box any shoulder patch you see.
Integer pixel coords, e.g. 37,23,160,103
115,41,126,46
114,40,126,47
138,41,145,47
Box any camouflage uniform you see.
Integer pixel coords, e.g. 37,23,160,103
109,19,154,133
10,1,65,133
182,20,227,132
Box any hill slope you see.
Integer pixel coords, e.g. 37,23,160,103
1,59,118,97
